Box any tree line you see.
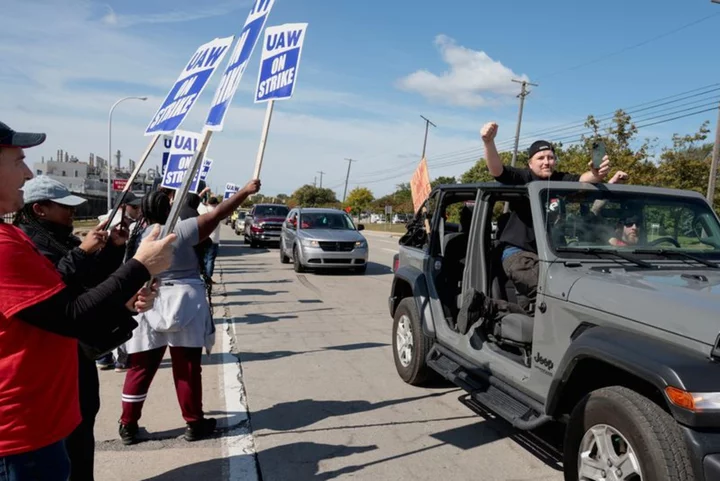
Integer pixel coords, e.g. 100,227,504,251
238,110,718,215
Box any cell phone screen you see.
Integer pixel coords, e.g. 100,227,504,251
592,141,606,169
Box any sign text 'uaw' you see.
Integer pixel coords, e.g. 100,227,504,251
255,23,308,103
145,37,233,136
205,0,276,131
224,183,240,200
161,130,211,193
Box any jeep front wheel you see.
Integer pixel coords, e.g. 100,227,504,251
392,298,434,386
563,386,693,481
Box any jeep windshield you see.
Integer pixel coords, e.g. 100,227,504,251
540,188,720,262
300,212,356,230
254,205,289,217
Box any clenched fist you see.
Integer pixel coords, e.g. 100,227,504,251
481,122,498,143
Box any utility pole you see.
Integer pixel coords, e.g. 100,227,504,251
706,103,720,205
420,115,437,159
317,171,325,189
313,176,317,187
510,79,538,167
342,158,358,203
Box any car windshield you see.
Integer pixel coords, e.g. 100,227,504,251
300,212,356,230
540,188,720,256
238,212,246,219
254,205,289,217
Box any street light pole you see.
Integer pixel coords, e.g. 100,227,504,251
108,96,147,211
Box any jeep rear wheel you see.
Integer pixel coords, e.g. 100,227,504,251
563,386,693,481
392,298,434,386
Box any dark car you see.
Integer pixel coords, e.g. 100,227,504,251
244,203,290,248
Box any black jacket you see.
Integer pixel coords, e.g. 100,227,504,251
17,218,138,359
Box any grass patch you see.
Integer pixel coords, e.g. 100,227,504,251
362,223,407,234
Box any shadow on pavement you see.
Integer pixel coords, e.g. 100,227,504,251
159,342,389,369
258,442,378,481
223,279,293,285
309,262,391,277
235,342,390,363
451,394,564,471
224,288,289,297
142,443,378,481
251,391,457,432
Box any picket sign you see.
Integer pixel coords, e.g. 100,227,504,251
252,23,308,180
103,37,233,232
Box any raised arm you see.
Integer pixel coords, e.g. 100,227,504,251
196,180,261,242
481,122,504,177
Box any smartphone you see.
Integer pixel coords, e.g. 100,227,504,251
591,140,606,169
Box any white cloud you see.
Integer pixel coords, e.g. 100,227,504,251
398,35,530,108
1,1,542,198
100,1,250,28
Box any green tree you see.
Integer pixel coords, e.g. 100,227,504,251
290,185,338,207
655,121,716,208
431,176,457,188
345,187,375,215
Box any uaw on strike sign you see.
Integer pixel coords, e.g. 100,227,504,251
205,0,276,130
255,23,308,102
145,37,233,135
161,131,213,193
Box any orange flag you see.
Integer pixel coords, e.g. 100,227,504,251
410,157,431,213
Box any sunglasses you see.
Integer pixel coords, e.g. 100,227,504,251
623,221,638,227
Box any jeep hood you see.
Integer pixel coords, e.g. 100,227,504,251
568,269,720,346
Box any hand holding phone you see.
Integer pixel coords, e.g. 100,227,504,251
591,140,606,169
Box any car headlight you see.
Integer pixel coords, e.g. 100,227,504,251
301,239,319,247
666,387,720,411
355,240,367,248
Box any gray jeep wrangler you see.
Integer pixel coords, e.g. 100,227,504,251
389,180,720,481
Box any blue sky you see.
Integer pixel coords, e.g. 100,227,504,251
2,0,719,197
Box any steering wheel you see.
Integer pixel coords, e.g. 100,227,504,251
648,236,681,248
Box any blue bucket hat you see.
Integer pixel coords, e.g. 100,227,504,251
22,175,86,207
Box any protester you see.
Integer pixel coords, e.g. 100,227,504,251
119,179,261,445
480,121,620,312
96,191,144,371
0,121,176,481
197,197,221,282
12,175,139,480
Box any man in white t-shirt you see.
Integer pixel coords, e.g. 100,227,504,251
197,197,221,282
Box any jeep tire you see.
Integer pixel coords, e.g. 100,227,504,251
563,386,693,481
392,298,434,386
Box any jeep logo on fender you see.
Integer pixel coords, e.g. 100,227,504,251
533,352,554,372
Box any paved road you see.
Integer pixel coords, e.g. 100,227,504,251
92,226,564,480
224,229,564,480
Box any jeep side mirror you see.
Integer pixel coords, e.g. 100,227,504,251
357,224,365,231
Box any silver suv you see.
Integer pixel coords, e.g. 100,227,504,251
279,207,369,273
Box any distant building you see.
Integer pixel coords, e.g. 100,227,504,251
33,150,155,196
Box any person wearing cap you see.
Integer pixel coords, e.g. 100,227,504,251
13,175,139,481
480,121,622,313
95,190,144,372
0,121,176,481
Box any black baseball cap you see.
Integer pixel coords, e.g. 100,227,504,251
0,121,46,148
122,191,143,207
527,140,555,160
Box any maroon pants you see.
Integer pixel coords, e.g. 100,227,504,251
120,346,204,425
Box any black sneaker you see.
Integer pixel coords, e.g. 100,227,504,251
119,422,139,445
184,418,217,442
